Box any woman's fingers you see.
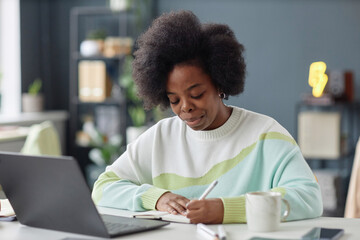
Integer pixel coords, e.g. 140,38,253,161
156,193,225,223
186,198,224,224
186,199,202,209
156,192,190,215
168,201,187,215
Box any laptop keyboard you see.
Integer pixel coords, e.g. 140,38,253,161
104,221,148,234
101,214,169,237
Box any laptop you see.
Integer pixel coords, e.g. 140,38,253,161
0,152,169,238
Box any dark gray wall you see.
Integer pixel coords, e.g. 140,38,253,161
20,0,154,111
157,0,360,136
20,0,106,110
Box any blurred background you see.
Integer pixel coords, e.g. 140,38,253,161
1,0,360,217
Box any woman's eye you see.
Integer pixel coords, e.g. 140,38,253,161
169,99,179,105
191,93,203,99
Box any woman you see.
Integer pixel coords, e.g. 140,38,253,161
92,10,323,224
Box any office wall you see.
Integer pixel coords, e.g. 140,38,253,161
157,0,360,135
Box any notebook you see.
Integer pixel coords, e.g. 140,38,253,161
0,152,169,238
132,210,190,223
0,199,16,221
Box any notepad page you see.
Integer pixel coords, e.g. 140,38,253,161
0,199,15,217
132,211,190,223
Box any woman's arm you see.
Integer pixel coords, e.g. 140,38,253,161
92,150,191,213
92,169,168,211
91,146,168,211
220,147,323,223
186,146,323,224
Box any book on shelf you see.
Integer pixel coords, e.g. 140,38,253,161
131,210,190,224
78,60,112,102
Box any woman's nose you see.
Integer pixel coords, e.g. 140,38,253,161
181,100,194,113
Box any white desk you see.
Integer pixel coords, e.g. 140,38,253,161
0,126,29,152
1,207,359,240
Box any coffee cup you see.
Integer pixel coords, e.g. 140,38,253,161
245,191,290,232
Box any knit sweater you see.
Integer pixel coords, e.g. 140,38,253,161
92,106,323,223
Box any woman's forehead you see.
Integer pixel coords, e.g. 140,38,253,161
166,65,214,93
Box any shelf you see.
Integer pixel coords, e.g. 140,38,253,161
71,52,126,61
73,144,93,150
295,100,358,216
71,6,132,16
297,101,360,110
68,4,153,174
72,97,124,106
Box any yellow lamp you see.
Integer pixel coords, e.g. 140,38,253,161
308,61,328,97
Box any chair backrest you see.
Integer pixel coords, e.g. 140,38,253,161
21,121,61,156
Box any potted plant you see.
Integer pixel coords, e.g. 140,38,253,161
119,55,148,143
109,0,131,11
80,29,107,57
22,78,44,112
84,119,124,187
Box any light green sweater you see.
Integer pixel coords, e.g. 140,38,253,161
92,106,323,223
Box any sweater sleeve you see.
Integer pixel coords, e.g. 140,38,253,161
270,147,323,221
91,148,169,211
221,147,323,223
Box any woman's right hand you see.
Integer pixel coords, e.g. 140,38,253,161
156,192,190,216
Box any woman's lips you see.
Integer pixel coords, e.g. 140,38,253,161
184,116,203,127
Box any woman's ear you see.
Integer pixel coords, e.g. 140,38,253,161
218,91,228,100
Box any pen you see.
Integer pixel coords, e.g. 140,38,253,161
218,225,227,240
197,223,219,240
199,180,218,200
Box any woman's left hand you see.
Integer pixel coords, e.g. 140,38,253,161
186,198,224,224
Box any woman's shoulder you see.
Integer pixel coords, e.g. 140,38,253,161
152,115,183,130
232,106,275,123
127,116,183,150
137,115,183,139
232,106,292,137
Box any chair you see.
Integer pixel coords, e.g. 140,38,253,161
344,137,360,218
21,121,61,156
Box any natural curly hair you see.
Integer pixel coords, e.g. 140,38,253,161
132,10,246,110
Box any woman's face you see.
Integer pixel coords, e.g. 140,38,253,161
166,64,229,131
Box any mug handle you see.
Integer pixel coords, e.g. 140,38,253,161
281,199,290,221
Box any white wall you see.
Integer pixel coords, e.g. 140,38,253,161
0,0,21,116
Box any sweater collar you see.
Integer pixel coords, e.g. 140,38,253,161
186,106,242,141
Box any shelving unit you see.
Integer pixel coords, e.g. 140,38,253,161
295,101,360,216
69,7,134,173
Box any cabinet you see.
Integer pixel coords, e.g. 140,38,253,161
69,7,136,173
295,101,360,216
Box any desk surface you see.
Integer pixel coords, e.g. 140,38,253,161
0,126,29,142
0,111,68,125
1,207,359,240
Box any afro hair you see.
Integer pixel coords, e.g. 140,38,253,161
132,10,246,109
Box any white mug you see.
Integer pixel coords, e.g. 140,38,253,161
245,191,290,232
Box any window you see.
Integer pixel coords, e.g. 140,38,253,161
0,0,21,116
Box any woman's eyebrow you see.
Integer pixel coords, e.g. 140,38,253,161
187,83,202,91
166,83,202,95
